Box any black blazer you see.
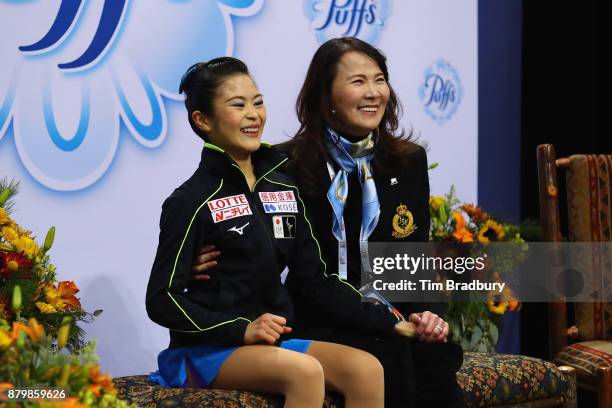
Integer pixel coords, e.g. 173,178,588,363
278,141,442,338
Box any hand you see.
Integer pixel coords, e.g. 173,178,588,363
408,311,448,342
192,245,221,280
393,320,416,337
244,313,292,345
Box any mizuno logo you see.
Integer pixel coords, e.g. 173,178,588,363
228,222,249,235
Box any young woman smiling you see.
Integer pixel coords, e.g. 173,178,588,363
146,57,418,408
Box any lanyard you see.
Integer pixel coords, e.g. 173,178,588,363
326,161,374,280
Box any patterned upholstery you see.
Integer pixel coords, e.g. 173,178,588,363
555,340,612,387
565,154,612,342
112,375,342,407
458,352,570,407
113,352,574,408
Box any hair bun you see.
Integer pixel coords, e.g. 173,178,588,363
179,63,200,94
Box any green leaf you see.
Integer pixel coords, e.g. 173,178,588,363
489,322,499,345
469,326,483,350
93,309,103,317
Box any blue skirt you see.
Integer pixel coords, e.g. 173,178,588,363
149,339,312,388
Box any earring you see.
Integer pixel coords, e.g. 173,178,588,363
331,108,336,114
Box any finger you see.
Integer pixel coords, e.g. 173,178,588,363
263,313,287,326
255,328,277,345
263,326,281,342
439,322,449,340
429,319,447,342
266,320,286,335
198,251,221,264
193,274,211,281
192,261,218,273
199,245,216,254
409,313,426,336
422,314,439,337
408,313,422,324
283,326,292,334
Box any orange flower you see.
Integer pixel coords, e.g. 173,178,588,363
461,203,489,223
452,211,474,243
11,321,29,341
501,287,521,311
59,397,88,408
508,298,521,311
89,365,115,395
27,318,45,343
43,281,81,312
57,281,81,310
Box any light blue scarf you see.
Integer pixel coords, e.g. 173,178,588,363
324,127,380,250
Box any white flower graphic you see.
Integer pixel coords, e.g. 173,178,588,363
0,0,264,191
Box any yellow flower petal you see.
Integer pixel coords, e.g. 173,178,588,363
1,226,18,244
36,302,57,314
0,330,11,348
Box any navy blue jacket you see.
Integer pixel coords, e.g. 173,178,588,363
146,143,400,348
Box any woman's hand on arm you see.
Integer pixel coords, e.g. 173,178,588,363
192,245,221,280
393,320,417,337
244,313,292,345
408,311,449,342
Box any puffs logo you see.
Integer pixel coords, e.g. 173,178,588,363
304,0,392,45
418,59,463,125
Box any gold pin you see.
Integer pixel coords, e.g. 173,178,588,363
392,203,417,238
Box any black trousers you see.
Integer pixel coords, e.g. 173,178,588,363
296,327,465,408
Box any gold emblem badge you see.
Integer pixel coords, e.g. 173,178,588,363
392,203,416,238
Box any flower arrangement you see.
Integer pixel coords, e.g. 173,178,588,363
429,186,526,352
0,179,131,407
0,179,95,350
0,312,135,408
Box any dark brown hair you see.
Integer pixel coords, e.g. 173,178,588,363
289,37,418,194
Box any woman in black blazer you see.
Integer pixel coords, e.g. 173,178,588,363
194,38,464,408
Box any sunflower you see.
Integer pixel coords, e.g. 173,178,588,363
477,220,506,243
487,300,509,315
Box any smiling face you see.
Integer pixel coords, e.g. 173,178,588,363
330,51,390,140
193,74,265,161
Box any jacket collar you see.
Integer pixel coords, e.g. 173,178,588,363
198,142,288,188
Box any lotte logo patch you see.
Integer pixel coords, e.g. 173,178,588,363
208,194,252,224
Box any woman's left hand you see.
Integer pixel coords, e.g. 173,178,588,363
408,311,448,342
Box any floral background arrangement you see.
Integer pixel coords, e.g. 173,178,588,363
429,186,526,352
0,179,93,350
0,179,133,408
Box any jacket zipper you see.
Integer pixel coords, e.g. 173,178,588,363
231,163,281,270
